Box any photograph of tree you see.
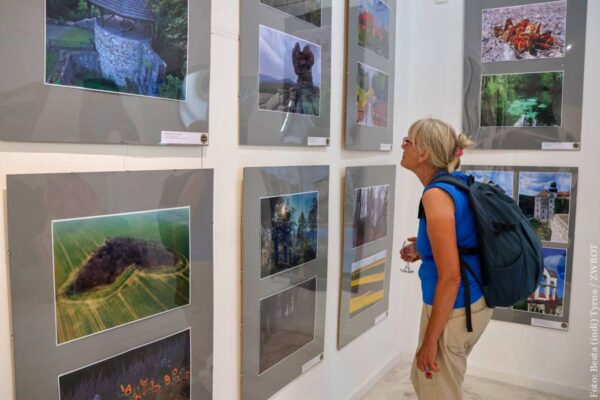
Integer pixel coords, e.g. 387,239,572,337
353,184,389,248
259,277,316,374
349,250,386,319
358,0,390,59
45,0,188,100
53,207,190,344
258,25,321,116
513,247,566,316
518,171,571,243
464,170,514,197
260,0,321,27
481,1,566,63
59,329,191,400
260,191,318,278
480,71,563,127
356,62,388,128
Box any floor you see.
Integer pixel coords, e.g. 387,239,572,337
363,361,574,400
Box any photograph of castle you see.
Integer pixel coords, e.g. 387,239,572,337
258,25,322,116
52,207,191,344
513,247,566,316
45,0,188,100
260,191,319,278
59,329,191,400
358,0,391,59
481,0,566,63
518,171,571,243
259,277,316,374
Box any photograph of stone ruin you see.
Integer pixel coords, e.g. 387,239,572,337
45,0,188,100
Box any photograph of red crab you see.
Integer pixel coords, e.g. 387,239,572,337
481,1,566,62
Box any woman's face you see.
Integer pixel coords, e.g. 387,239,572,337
400,134,419,170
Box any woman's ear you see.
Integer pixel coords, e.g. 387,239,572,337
418,147,430,163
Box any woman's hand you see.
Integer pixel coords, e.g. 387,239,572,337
400,236,421,262
415,340,440,375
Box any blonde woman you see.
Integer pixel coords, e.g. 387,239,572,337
400,118,493,399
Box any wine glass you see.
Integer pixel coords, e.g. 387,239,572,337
400,239,416,273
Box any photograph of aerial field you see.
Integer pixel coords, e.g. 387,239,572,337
52,207,191,344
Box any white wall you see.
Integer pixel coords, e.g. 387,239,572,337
397,1,600,399
0,1,597,399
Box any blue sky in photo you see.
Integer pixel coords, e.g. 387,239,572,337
259,25,321,86
358,0,390,30
518,171,571,197
465,170,514,197
542,247,566,299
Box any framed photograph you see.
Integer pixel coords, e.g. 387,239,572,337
356,62,389,128
242,166,329,400
481,1,567,63
357,0,391,59
463,169,515,197
7,170,214,399
349,250,387,319
53,207,191,345
259,277,317,374
0,0,210,145
463,0,587,150
59,329,191,400
258,25,322,117
45,0,188,101
353,184,389,248
260,0,322,27
338,165,395,349
240,1,332,146
517,170,572,243
463,165,577,330
260,191,319,278
345,0,396,151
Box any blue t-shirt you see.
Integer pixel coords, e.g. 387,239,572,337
416,171,484,308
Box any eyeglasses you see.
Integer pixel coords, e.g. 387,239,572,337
402,137,413,146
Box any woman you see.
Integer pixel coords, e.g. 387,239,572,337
400,118,493,400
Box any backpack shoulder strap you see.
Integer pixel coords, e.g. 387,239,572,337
418,174,472,219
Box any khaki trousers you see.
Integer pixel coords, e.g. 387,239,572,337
410,297,493,400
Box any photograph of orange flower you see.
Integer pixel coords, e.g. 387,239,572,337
59,329,191,400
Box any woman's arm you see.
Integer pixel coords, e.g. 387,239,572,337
415,187,462,373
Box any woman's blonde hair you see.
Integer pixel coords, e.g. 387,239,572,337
408,118,473,173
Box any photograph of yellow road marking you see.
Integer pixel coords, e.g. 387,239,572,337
52,207,190,345
349,249,386,319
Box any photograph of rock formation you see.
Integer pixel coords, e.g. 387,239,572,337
258,25,321,116
45,0,188,100
356,62,388,128
52,206,191,344
358,0,390,59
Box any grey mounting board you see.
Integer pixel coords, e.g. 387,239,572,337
0,1,210,145
242,165,329,399
344,0,396,151
239,1,332,147
338,165,396,349
463,0,587,150
7,169,214,399
463,165,577,330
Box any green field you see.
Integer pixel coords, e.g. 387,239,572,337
53,207,190,344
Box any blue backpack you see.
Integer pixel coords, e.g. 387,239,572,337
418,173,544,332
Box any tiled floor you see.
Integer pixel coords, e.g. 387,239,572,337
363,361,575,400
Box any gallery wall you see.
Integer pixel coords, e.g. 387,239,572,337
0,1,597,400
396,1,600,398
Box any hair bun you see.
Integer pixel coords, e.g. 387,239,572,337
456,133,474,150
